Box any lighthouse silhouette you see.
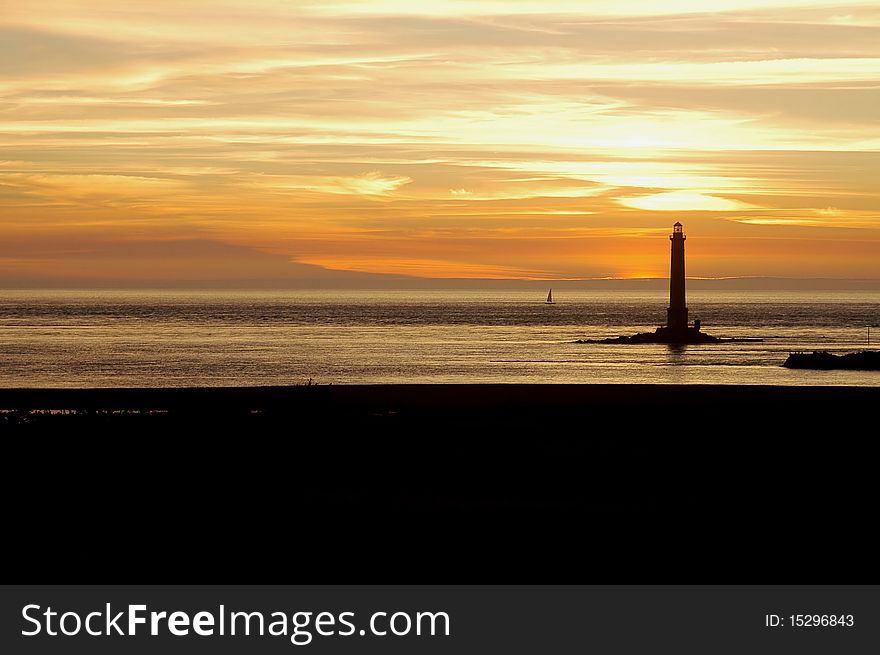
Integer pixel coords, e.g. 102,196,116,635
578,221,742,344
647,221,717,342
580,222,757,344
666,222,688,331
651,220,718,342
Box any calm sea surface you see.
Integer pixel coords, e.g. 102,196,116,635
1,289,878,387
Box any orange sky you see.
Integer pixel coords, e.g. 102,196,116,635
2,0,879,286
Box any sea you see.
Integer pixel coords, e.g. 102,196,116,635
1,289,878,387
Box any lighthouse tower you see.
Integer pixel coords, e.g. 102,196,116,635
666,222,688,331
582,221,724,343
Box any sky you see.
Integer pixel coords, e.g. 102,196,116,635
2,0,879,286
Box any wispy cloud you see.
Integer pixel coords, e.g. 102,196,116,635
249,171,413,197
618,191,761,212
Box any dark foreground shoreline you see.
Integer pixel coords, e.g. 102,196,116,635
3,381,878,410
5,383,879,581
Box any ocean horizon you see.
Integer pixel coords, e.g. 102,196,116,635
2,288,878,388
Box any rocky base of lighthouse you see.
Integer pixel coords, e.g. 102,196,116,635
577,325,721,345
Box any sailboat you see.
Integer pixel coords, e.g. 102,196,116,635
545,289,555,304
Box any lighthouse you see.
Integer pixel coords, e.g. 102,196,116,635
576,221,740,344
648,221,717,342
577,223,748,345
666,222,688,331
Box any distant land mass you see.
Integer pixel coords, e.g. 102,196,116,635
5,238,879,290
3,277,880,291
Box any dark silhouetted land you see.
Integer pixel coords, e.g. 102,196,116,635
5,383,878,581
785,351,880,370
575,329,763,344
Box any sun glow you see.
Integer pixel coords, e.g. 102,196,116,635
618,192,760,212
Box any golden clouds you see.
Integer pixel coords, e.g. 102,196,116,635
2,173,190,203
1,1,879,284
618,192,759,212
250,172,413,197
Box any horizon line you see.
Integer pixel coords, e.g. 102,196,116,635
4,275,880,292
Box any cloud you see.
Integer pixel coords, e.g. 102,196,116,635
296,1,880,19
250,171,412,197
617,191,761,211
0,173,191,205
296,256,551,279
